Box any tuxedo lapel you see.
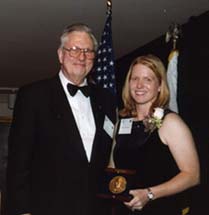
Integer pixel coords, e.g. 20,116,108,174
89,85,106,163
50,75,89,163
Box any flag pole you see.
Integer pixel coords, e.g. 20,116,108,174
165,23,181,50
107,0,112,11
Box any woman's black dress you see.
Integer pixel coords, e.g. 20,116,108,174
113,114,190,215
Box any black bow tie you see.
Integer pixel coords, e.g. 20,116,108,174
67,83,90,97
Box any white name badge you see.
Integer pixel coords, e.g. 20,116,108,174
103,115,114,138
118,118,133,134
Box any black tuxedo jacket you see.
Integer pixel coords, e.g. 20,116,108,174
6,75,116,215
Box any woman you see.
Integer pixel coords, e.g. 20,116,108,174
113,54,200,215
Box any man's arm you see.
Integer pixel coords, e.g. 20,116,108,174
7,87,35,215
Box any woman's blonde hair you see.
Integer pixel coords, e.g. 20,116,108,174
120,54,170,117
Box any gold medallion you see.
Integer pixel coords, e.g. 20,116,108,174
109,176,127,194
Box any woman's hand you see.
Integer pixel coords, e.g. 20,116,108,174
124,189,150,211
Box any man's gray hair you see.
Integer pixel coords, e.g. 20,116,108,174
59,23,98,51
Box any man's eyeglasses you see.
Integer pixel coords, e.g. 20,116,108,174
63,46,95,60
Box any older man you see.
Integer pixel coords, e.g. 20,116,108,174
7,23,116,215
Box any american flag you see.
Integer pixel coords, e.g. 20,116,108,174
93,8,116,96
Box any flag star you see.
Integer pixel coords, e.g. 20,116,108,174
97,67,101,72
103,75,107,80
109,61,114,66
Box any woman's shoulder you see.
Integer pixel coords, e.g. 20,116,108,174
162,109,189,134
159,109,192,146
163,109,181,121
163,108,176,116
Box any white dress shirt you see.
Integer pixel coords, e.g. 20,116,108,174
59,71,96,162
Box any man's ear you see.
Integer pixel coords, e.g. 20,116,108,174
57,48,63,64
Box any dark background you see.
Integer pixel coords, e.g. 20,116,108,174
0,123,9,214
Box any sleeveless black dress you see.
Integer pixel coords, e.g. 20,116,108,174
113,111,190,215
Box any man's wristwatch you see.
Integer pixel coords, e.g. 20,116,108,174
147,187,154,201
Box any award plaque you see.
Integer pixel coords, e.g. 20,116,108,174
97,167,136,202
